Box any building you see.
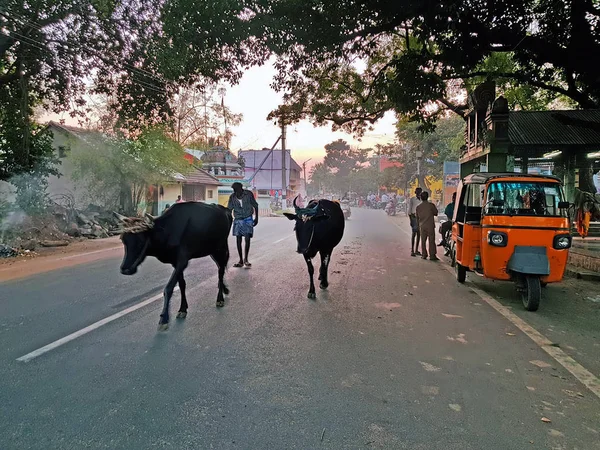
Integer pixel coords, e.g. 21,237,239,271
185,146,247,206
45,122,220,214
238,148,303,209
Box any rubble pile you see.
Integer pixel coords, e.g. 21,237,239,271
0,204,122,257
50,203,122,239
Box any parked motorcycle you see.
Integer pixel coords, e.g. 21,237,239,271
438,219,453,263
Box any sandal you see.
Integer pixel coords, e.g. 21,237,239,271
244,261,252,268
233,262,243,268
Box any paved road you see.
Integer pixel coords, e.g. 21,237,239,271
1,209,599,449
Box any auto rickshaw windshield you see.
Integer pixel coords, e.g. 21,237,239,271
483,181,567,217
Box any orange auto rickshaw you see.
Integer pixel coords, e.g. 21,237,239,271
451,173,571,311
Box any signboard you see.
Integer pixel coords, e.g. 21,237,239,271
442,161,460,209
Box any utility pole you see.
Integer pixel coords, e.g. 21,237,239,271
280,112,287,210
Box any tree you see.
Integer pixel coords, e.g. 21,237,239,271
1,0,263,181
261,0,600,133
172,83,242,147
392,115,464,189
307,162,334,195
71,127,190,215
323,139,369,177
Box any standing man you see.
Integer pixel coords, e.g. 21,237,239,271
408,187,423,256
416,191,439,261
228,182,259,268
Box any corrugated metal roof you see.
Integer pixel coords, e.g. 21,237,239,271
182,167,221,185
509,110,600,148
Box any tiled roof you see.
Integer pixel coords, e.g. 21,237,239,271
509,110,600,148
181,167,221,185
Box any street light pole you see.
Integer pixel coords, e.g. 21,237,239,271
281,114,287,210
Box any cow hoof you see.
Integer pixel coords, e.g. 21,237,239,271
157,323,169,332
176,311,187,319
307,292,316,299
223,286,230,295
216,300,225,308
319,283,328,290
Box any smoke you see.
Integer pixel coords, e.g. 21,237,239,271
0,209,27,243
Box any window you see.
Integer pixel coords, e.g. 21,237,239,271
207,190,213,199
58,145,68,158
484,181,566,217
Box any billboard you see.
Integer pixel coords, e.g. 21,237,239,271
443,161,460,208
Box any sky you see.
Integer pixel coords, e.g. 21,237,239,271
224,61,397,171
44,60,398,173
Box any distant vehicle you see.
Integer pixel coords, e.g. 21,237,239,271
340,200,351,220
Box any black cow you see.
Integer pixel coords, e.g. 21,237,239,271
284,197,345,298
115,202,233,331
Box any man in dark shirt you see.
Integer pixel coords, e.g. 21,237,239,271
438,192,456,251
227,182,259,267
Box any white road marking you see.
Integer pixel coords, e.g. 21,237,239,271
391,218,600,400
274,234,294,244
17,286,180,363
57,246,122,261
16,237,284,362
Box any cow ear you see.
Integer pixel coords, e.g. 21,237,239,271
283,213,298,221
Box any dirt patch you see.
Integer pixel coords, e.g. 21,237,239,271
0,237,122,282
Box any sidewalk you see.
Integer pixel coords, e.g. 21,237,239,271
0,237,122,283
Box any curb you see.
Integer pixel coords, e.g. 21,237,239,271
565,265,600,282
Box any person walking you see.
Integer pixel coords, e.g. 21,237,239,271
227,182,259,268
416,191,439,261
408,187,422,256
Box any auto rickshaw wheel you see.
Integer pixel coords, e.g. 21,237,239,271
521,276,541,312
455,262,466,283
450,242,456,268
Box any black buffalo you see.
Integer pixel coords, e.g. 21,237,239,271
115,202,233,331
284,197,345,298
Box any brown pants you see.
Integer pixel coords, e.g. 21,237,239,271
420,227,437,258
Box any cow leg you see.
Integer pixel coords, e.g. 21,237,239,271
211,247,229,307
305,256,316,299
159,261,188,331
176,272,188,319
319,251,331,290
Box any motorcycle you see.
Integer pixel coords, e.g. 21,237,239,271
438,219,453,262
341,200,351,220
385,201,396,216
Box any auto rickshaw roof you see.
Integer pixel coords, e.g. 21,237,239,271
463,172,562,185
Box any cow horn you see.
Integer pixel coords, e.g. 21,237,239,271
113,212,128,222
293,195,299,209
144,213,156,221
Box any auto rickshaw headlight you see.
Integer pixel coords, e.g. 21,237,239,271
553,235,572,249
487,231,507,247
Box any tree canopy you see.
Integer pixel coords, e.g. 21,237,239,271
262,0,600,133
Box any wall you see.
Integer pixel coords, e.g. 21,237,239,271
46,129,121,209
158,183,182,214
